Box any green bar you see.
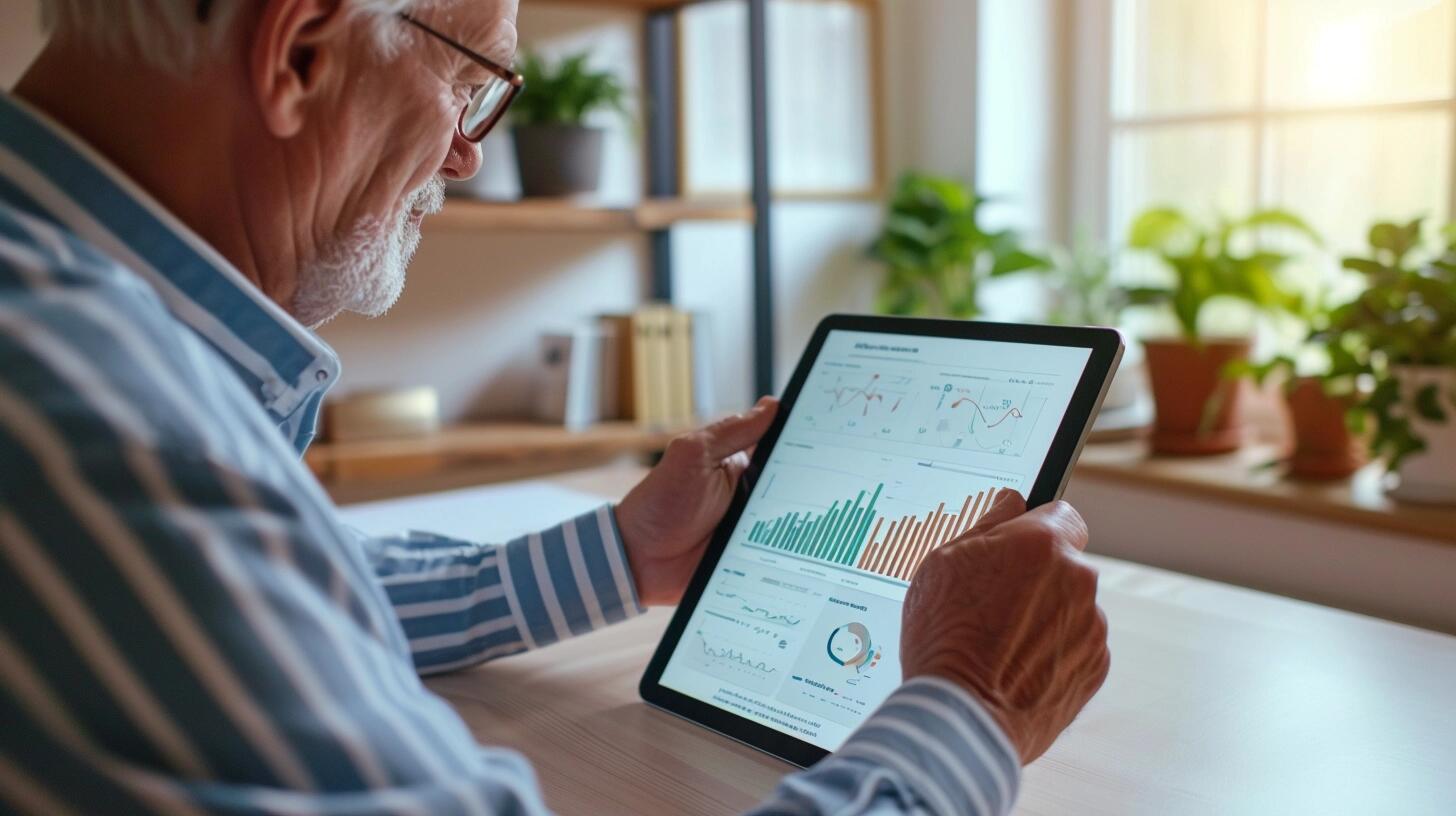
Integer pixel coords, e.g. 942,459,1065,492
750,520,764,542
808,502,840,555
843,484,884,563
788,516,806,549
834,508,864,562
799,514,823,554
797,513,821,554
821,498,850,559
811,504,842,559
769,515,790,548
828,491,867,561
783,513,803,549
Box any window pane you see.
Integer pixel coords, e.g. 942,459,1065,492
680,0,878,195
1110,123,1258,241
1264,111,1452,254
1267,0,1455,108
1113,0,1260,118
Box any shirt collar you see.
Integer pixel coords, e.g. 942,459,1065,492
0,92,339,420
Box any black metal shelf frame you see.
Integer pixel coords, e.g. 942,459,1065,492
643,0,776,397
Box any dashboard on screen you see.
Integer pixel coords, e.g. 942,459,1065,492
657,329,1093,751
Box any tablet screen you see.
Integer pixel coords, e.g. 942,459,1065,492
657,329,1094,751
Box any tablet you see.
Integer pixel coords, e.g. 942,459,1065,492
639,315,1124,767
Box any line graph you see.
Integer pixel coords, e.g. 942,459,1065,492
713,591,803,626
930,383,1045,456
797,366,1052,458
821,373,909,417
696,631,778,674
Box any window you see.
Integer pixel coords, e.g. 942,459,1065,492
1096,0,1456,255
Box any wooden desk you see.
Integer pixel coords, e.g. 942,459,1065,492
422,466,1456,815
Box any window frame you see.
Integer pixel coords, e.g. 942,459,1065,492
1066,0,1456,247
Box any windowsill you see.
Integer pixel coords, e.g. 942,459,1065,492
1073,441,1456,546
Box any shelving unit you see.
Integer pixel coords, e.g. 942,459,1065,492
428,197,754,232
457,0,777,393
308,422,691,504
311,0,776,498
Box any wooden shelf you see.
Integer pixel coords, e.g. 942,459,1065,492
428,198,753,233
1074,441,1456,546
308,421,689,503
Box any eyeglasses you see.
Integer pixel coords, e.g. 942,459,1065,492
398,14,524,143
195,2,523,143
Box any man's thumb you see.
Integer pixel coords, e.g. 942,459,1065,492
702,397,779,459
971,488,1027,533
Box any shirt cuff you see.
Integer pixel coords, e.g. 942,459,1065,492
834,676,1022,816
498,504,646,650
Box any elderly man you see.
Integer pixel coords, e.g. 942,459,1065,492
0,1,1109,814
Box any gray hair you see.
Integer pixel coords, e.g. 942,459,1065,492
36,0,423,75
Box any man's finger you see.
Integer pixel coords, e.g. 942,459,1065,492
703,397,778,459
969,488,1027,533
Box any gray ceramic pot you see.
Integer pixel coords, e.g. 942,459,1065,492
513,124,606,197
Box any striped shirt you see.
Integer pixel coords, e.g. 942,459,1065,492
0,91,1020,815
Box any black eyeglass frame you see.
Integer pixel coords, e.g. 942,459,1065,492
195,2,524,143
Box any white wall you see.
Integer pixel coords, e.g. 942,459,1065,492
0,0,980,420
0,1,43,87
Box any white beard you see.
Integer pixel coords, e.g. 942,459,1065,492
291,176,447,328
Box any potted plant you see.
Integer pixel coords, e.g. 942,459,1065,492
1233,337,1370,481
867,173,1048,319
1333,218,1456,503
1124,207,1318,455
1044,235,1150,436
511,51,629,198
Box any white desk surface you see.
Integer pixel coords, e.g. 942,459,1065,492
342,465,1456,816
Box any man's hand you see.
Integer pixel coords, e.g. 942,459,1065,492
616,398,779,606
900,490,1110,764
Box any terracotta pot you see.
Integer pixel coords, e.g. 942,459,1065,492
1284,377,1365,481
1387,365,1456,505
1143,338,1250,455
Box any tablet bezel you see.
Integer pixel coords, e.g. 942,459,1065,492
638,314,1125,768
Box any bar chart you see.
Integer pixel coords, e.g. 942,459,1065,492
747,484,884,567
853,489,993,581
746,484,996,583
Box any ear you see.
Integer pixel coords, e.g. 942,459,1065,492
250,0,354,138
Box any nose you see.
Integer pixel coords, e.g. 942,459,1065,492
440,130,483,181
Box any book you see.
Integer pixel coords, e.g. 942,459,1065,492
535,325,605,430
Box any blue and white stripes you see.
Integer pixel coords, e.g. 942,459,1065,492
367,506,644,673
0,87,1023,815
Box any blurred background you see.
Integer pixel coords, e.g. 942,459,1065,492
5,0,1456,631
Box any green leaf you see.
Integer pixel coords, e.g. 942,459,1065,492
1239,209,1322,244
1122,286,1174,306
868,172,1042,318
990,249,1050,276
1414,383,1448,422
511,50,631,126
1342,257,1389,277
1127,207,1193,250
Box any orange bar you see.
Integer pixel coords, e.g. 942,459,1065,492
890,514,926,578
961,491,987,536
857,517,885,568
910,505,950,577
876,515,911,574
861,519,892,569
872,520,900,570
950,494,975,541
880,517,909,575
897,507,940,580
865,518,891,572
